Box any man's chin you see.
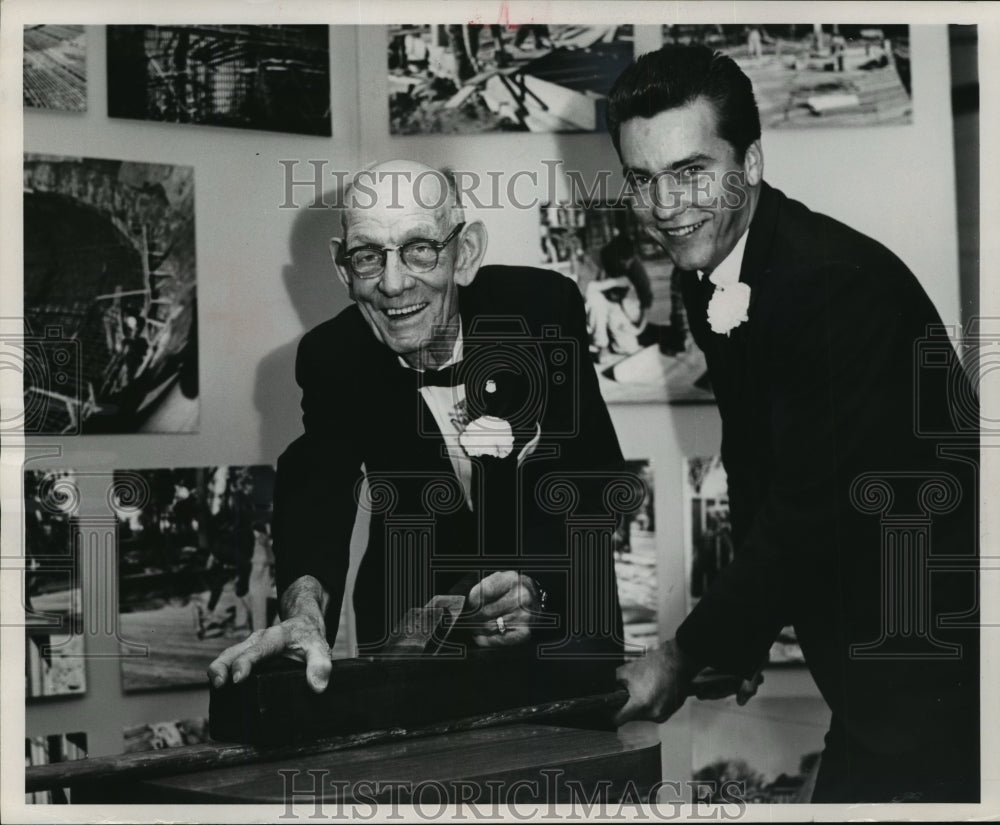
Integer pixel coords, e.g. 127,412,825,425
667,253,710,273
654,242,705,273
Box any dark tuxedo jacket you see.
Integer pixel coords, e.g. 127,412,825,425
676,183,978,769
273,265,625,655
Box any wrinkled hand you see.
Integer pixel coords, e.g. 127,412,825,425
614,638,701,725
465,570,537,648
206,614,332,693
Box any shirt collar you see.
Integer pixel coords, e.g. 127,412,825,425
397,326,464,372
697,227,750,287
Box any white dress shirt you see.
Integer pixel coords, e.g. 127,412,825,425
401,329,540,510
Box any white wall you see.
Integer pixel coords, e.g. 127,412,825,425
21,24,363,758
23,22,957,776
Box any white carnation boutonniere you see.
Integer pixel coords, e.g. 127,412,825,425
459,415,514,458
706,281,752,336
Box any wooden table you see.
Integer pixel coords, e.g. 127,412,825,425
73,724,660,805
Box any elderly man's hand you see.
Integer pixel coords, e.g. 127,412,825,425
465,570,538,647
206,582,332,694
614,638,701,725
207,615,331,693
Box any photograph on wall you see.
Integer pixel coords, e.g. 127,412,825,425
106,25,331,136
388,24,633,134
114,465,278,692
691,697,825,804
23,25,87,111
662,24,911,127
24,470,86,700
23,154,198,434
614,459,658,651
24,732,88,804
539,202,713,404
123,716,210,752
113,465,356,692
683,456,804,664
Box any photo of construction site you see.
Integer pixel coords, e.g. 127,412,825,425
107,25,331,136
663,24,911,127
23,25,87,111
23,154,198,434
388,24,634,134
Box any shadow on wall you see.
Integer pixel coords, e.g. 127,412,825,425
255,189,351,461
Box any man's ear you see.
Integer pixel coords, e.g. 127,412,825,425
452,220,488,287
743,139,764,187
329,238,353,293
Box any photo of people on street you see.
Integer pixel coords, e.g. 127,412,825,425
540,202,713,403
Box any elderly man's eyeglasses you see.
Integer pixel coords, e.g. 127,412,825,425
339,223,466,279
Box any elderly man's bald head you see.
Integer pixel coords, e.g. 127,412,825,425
341,160,462,236
328,159,488,369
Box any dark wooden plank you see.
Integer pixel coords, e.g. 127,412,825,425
26,690,628,793
210,645,623,744
86,724,660,804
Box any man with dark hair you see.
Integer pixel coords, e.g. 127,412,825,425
606,43,762,163
609,45,978,803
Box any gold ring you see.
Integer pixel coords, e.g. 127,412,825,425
496,616,507,635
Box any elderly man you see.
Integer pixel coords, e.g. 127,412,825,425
609,46,978,802
209,160,625,694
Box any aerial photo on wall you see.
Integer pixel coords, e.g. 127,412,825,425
23,25,87,111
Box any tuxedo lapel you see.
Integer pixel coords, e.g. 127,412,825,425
679,184,782,409
358,331,463,490
739,182,780,312
709,186,779,411
679,268,713,346
725,183,782,387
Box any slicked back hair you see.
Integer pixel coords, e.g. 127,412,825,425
607,44,761,161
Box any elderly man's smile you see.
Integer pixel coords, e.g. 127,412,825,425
382,302,429,320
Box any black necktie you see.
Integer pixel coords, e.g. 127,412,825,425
699,268,716,300
676,268,712,315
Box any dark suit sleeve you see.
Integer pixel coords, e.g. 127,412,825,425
272,326,364,640
528,274,625,648
558,273,624,466
676,259,914,678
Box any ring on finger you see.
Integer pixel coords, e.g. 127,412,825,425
496,616,507,635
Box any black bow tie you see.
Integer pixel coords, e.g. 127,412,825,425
415,363,460,388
